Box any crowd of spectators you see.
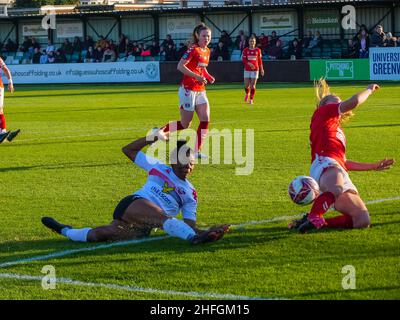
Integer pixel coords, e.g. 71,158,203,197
0,25,399,64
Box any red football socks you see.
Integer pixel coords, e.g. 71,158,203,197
0,114,6,131
308,192,336,228
162,121,184,133
325,214,353,229
195,121,209,152
244,87,250,95
250,88,256,100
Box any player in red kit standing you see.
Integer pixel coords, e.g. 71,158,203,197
0,57,20,144
242,36,264,105
289,79,395,233
155,23,215,159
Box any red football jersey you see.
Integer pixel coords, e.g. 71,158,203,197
181,44,210,92
242,47,263,71
310,103,347,170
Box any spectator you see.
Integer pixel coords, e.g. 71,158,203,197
85,46,96,63
32,47,42,64
344,39,359,59
270,31,278,47
212,41,229,61
54,49,67,63
102,44,116,62
96,36,108,50
140,44,151,57
83,35,94,50
159,45,166,59
288,38,302,60
258,33,268,52
302,31,313,48
150,40,160,57
161,34,174,49
358,29,370,58
40,50,48,64
165,43,176,61
385,32,397,47
235,30,246,49
47,51,55,63
109,39,117,53
308,31,323,48
73,37,82,52
268,39,283,60
3,39,18,53
118,34,127,54
118,35,127,54
30,38,41,53
238,34,247,51
370,25,386,47
219,30,232,48
126,39,134,56
176,42,188,60
94,46,103,62
132,41,141,57
20,36,32,53
61,39,73,55
46,40,55,54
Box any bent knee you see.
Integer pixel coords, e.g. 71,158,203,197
352,211,370,229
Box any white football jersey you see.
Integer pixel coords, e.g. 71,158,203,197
133,151,197,221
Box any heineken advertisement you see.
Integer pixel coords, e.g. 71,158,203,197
309,59,370,81
304,12,340,29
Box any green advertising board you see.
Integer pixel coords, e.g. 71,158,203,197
310,59,370,81
304,12,340,29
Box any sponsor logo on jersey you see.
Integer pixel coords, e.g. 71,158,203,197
176,187,186,195
151,185,172,205
162,182,175,194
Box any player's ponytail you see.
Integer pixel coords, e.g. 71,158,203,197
314,78,353,123
314,78,332,107
191,23,210,44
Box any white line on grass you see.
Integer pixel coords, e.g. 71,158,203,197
0,196,399,269
0,272,272,300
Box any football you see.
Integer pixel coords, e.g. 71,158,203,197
288,176,320,205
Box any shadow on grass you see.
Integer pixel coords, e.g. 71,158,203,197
0,226,290,268
1,136,130,149
0,161,128,173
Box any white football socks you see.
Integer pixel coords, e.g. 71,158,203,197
163,218,196,241
61,227,92,242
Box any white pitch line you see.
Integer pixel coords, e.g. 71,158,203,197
0,272,272,300
0,196,399,269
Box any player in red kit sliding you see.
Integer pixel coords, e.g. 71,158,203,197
242,36,264,105
289,79,395,233
0,57,20,144
154,23,214,159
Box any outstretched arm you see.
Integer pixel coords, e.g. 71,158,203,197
339,84,379,114
346,158,395,171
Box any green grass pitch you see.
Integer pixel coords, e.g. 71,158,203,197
0,82,399,299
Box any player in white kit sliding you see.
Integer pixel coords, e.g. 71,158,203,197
41,131,230,245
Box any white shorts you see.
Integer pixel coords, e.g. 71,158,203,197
244,70,259,79
310,155,358,194
178,86,209,112
0,87,4,112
